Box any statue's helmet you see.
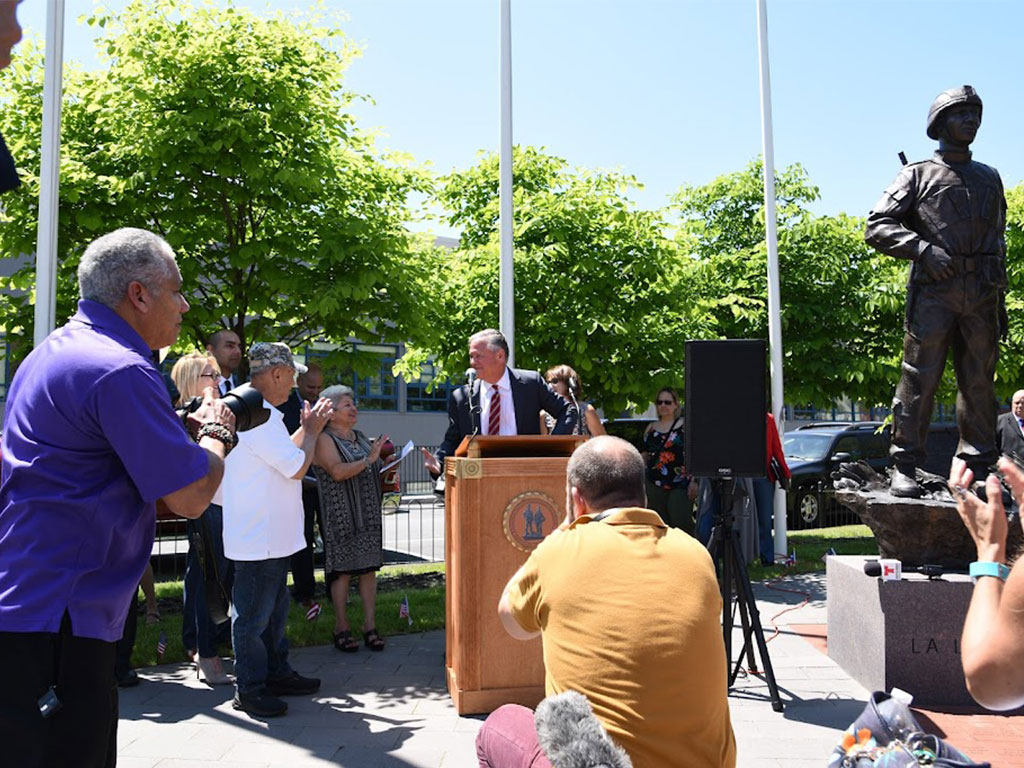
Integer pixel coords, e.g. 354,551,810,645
926,85,983,140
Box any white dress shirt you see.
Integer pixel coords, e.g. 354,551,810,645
218,374,237,396
219,399,307,561
480,368,518,436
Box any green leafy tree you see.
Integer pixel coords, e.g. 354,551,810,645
672,159,907,408
399,147,705,416
996,182,1024,399
0,0,428,370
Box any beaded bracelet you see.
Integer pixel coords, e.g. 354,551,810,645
197,422,238,454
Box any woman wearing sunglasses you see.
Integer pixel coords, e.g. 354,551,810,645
640,387,694,534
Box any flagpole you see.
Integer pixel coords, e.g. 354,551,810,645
498,0,515,365
756,0,787,559
33,0,65,346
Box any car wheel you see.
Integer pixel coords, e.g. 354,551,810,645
795,491,820,528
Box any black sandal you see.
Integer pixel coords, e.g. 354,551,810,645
363,629,385,652
333,630,359,653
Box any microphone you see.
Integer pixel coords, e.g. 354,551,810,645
465,368,481,417
864,560,944,579
464,368,482,453
566,378,581,434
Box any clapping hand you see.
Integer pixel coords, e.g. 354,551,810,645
421,447,441,476
948,457,1024,562
302,397,334,436
368,434,388,464
187,387,236,436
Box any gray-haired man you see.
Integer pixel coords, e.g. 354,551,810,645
220,342,334,717
0,228,232,766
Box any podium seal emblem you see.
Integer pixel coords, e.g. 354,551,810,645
503,491,559,552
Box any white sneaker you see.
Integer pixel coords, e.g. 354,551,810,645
197,656,231,685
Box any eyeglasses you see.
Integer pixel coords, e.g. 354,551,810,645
656,399,675,406
199,372,218,379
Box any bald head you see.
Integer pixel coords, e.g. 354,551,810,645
1012,390,1024,419
566,436,646,513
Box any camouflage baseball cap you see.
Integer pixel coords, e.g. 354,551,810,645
248,342,308,375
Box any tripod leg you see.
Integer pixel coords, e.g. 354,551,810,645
727,538,757,684
718,531,733,673
730,536,785,712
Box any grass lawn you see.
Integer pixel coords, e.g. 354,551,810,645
747,524,878,579
133,562,445,668
134,526,877,668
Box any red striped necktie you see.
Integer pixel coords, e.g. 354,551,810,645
488,385,501,435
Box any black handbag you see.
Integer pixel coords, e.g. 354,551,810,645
829,691,989,768
191,516,231,626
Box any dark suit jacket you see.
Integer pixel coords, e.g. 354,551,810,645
997,411,1024,458
278,389,303,435
433,368,578,471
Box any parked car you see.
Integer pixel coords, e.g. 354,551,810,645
783,422,891,528
602,417,653,451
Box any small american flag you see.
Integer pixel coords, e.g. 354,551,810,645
399,595,412,626
156,630,167,662
785,548,797,566
305,601,321,622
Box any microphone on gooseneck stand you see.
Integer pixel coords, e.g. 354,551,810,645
568,376,581,435
465,368,482,453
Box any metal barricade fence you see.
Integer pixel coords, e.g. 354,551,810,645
153,445,447,580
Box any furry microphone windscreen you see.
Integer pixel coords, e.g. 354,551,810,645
534,691,633,768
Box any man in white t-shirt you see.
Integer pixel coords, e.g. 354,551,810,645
221,342,333,717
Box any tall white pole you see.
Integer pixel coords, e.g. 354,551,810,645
756,0,788,559
498,0,515,365
34,0,65,346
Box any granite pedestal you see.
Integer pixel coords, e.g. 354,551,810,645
827,555,975,706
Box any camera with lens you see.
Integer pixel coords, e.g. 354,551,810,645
177,382,270,433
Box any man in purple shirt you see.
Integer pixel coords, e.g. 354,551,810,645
0,228,234,767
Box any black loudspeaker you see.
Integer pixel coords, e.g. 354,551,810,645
685,340,766,477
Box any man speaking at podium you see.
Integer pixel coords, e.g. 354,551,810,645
421,329,577,477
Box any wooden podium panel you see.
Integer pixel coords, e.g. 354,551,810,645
445,442,581,715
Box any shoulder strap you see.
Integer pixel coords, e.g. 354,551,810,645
651,417,681,458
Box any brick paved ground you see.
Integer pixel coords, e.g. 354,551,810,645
115,574,1015,767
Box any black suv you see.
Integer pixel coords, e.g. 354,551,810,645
782,422,891,528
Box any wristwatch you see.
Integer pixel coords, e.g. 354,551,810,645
969,561,1010,583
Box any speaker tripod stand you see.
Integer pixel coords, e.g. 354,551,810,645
706,477,784,712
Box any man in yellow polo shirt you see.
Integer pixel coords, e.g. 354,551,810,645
476,435,736,768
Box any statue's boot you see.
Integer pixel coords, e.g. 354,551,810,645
890,465,922,498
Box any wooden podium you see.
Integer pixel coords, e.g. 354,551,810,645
444,435,584,715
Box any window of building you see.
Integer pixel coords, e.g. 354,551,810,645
406,359,453,412
306,344,399,412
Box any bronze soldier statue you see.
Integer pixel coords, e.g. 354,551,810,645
865,85,1007,498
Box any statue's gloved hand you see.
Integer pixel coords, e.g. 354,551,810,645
920,244,953,282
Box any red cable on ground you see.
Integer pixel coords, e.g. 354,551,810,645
759,575,812,644
729,574,815,679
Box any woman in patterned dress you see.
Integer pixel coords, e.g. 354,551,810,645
312,385,388,652
640,387,694,534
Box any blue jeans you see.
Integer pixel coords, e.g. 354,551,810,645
695,479,720,546
752,478,776,563
182,505,231,658
231,557,294,695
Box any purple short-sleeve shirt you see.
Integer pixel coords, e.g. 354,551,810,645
0,300,209,641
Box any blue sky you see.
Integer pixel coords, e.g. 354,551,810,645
18,1,1024,233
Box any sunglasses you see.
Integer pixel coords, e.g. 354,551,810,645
656,399,675,406
199,372,218,379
